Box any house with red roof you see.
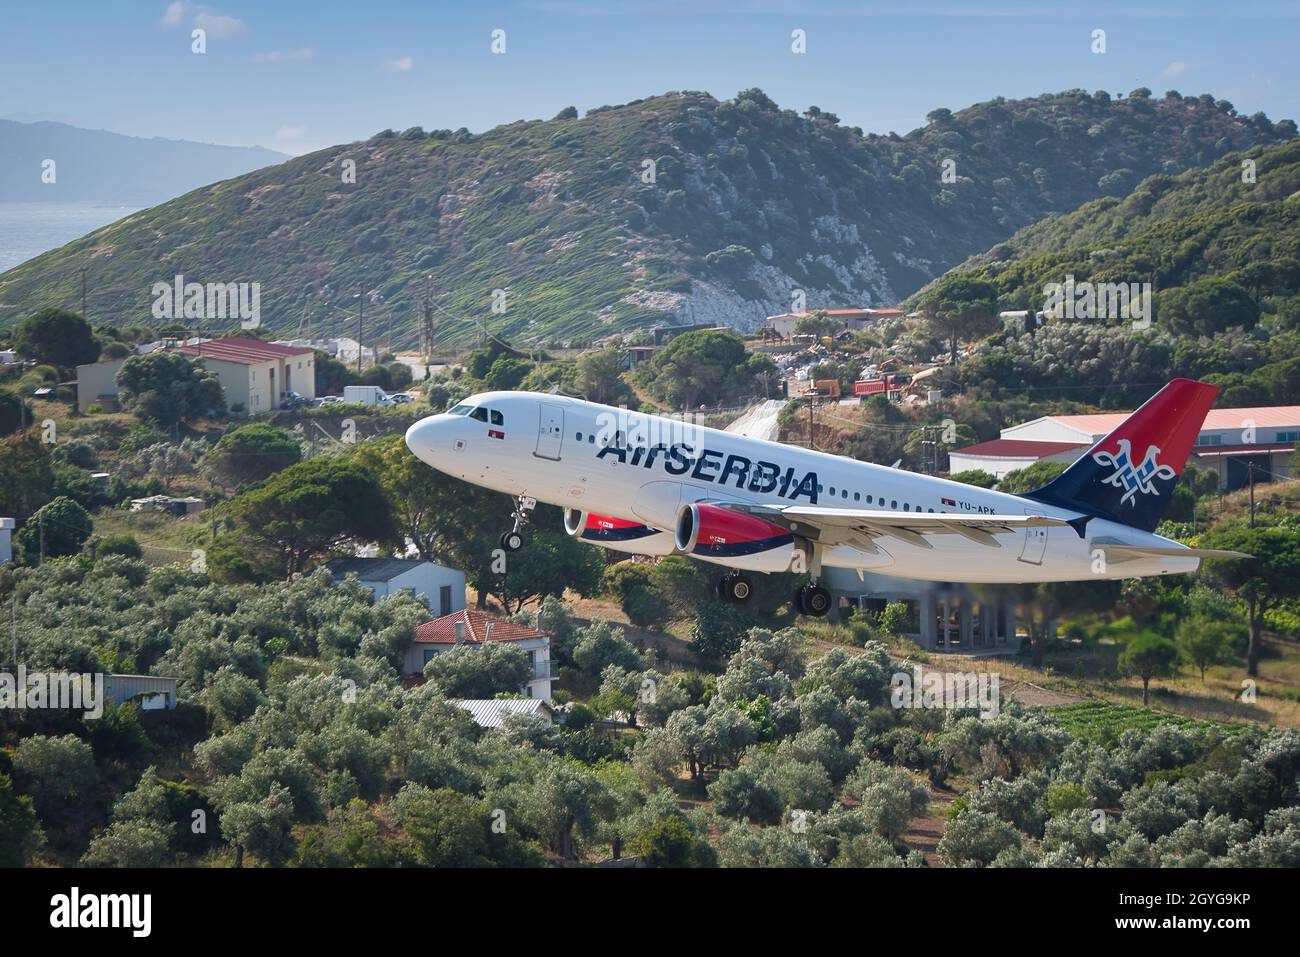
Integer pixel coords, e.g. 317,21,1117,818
408,608,555,700
181,337,316,414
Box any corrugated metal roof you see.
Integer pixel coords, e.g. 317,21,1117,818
181,336,314,366
451,698,552,728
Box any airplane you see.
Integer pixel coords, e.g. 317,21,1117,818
404,377,1249,617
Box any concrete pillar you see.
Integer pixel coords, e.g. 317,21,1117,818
0,517,12,567
920,593,936,650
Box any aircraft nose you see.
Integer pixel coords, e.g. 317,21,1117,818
405,415,447,468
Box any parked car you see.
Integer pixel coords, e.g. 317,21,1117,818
389,392,417,404
315,395,344,407
281,390,310,409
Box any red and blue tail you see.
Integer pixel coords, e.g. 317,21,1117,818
1023,378,1218,533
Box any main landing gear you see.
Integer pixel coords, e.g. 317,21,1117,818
794,582,831,617
716,571,754,603
499,495,536,552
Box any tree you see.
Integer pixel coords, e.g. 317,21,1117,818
637,329,777,408
11,734,97,820
0,774,41,868
116,350,225,427
485,515,605,613
16,496,93,560
576,346,633,405
948,469,998,489
628,814,699,867
1118,631,1178,706
423,643,532,697
1175,616,1243,682
572,620,645,675
0,392,32,438
0,430,55,524
794,310,840,339
203,423,302,489
522,761,606,860
1156,278,1258,337
14,308,99,368
219,456,397,579
1201,524,1300,676
917,271,999,365
220,784,296,867
997,460,1067,493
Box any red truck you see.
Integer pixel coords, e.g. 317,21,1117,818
853,373,906,397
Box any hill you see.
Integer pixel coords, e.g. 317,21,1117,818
952,136,1300,301
916,138,1300,408
0,120,289,205
0,88,1291,345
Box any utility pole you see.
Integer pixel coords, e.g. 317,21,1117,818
38,512,45,563
80,267,87,321
356,294,364,374
1248,462,1256,528
807,399,815,450
11,592,17,670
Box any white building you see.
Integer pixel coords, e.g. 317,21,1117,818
950,405,1300,489
327,557,466,617
180,337,316,414
74,357,127,412
410,609,554,700
104,674,179,710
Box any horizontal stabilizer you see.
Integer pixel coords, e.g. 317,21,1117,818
1098,544,1253,561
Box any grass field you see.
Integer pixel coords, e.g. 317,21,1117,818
1050,700,1244,740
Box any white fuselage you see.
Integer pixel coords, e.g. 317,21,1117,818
405,391,1201,584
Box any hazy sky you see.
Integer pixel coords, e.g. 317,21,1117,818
3,0,1299,155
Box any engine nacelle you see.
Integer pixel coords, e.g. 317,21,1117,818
563,508,677,556
674,502,800,573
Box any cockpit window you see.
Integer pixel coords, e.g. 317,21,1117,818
448,404,472,416
490,409,504,426
469,407,488,422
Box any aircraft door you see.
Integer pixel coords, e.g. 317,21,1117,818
535,404,565,460
1017,508,1048,565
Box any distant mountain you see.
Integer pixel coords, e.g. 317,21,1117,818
0,89,1291,342
0,120,289,205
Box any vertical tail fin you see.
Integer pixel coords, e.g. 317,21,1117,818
1023,378,1218,532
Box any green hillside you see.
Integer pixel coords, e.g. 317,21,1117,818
1,88,1290,346
922,137,1300,408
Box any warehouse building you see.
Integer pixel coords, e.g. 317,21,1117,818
950,405,1300,489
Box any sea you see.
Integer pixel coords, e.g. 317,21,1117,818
0,202,141,272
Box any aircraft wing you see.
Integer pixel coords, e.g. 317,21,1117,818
715,502,1070,550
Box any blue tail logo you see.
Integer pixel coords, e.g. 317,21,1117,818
1092,439,1177,507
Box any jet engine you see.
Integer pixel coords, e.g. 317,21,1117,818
563,508,677,556
674,502,801,573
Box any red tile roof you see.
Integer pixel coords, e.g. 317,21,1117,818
181,337,314,366
954,438,1088,458
414,608,550,645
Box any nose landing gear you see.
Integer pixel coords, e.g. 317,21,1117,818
499,495,536,552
